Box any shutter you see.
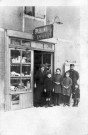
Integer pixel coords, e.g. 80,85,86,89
35,6,45,19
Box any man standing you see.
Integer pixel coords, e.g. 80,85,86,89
67,64,79,96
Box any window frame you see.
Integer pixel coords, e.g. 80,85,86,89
24,6,46,23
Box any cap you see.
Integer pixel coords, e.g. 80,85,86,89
70,64,75,67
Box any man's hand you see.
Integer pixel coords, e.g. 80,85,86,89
34,83,36,88
53,88,54,92
44,89,46,92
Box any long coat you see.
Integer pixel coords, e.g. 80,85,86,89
44,77,54,92
67,69,79,93
61,77,72,96
35,70,46,101
53,74,62,93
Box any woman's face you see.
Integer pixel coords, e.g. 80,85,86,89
41,67,44,72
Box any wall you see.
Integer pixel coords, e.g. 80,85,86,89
0,7,23,31
0,7,44,33
54,39,80,74
46,6,80,73
0,29,5,110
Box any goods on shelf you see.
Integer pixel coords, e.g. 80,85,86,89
11,71,20,77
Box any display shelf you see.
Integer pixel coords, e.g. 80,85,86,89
11,76,31,79
10,89,32,94
11,63,21,66
11,76,21,79
21,76,31,79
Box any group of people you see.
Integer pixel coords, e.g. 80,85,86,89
34,64,80,107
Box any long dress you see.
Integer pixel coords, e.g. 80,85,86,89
61,77,72,96
35,70,46,105
53,74,62,94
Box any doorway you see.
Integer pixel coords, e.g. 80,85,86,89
33,50,54,106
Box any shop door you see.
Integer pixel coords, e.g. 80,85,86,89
34,50,54,106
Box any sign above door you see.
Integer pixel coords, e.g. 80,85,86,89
33,24,53,41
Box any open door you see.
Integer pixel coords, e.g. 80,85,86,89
34,50,54,106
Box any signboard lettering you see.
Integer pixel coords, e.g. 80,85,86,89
33,24,53,40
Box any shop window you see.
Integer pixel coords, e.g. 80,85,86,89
24,6,45,19
24,6,35,17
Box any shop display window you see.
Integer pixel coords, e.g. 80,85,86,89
10,49,31,91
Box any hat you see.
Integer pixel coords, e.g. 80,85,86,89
46,70,51,75
40,64,45,68
70,64,75,67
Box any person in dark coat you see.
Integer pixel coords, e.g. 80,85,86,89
72,84,80,107
53,68,62,106
61,72,72,106
67,64,79,106
44,72,54,107
67,64,79,93
35,65,46,107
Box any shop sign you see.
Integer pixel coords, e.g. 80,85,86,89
33,24,53,40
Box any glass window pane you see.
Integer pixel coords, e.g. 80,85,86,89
22,79,31,89
43,53,51,64
22,50,31,63
11,50,21,63
11,39,21,45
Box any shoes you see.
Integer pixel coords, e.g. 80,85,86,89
48,105,53,107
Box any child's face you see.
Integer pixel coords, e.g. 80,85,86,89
56,70,61,74
75,85,78,89
66,73,69,77
47,74,51,78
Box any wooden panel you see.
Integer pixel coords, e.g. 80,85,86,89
10,94,21,110
20,92,33,108
7,30,33,40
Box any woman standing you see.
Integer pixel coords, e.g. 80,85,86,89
53,68,62,106
61,72,72,106
35,65,46,107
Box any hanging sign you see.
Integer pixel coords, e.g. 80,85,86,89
33,24,53,40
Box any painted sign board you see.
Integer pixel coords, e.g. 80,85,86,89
33,24,53,40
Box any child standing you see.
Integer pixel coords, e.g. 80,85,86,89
72,84,80,107
44,72,54,107
62,72,72,106
53,68,62,106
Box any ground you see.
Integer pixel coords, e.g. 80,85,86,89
0,103,88,135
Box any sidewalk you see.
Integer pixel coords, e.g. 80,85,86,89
0,105,87,135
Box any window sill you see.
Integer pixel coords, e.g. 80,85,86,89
24,14,45,22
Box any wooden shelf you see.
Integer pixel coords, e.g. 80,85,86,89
11,76,31,79
11,63,31,65
9,89,32,94
22,63,31,66
11,63,21,66
11,76,21,79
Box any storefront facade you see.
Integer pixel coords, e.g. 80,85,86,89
0,29,55,111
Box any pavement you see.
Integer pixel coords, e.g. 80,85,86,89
0,103,88,135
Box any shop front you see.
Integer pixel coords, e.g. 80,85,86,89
3,30,55,111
